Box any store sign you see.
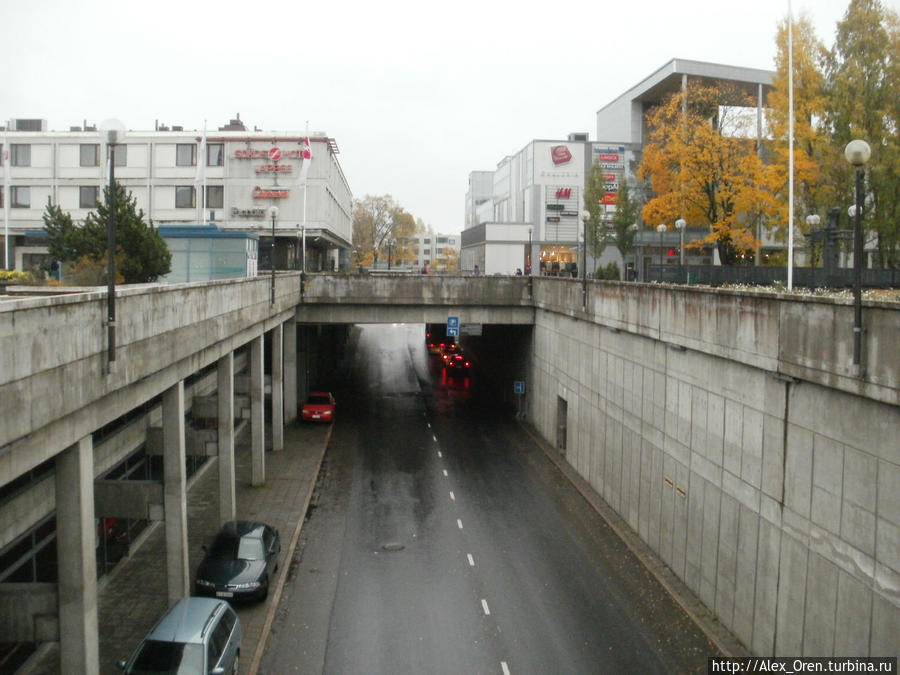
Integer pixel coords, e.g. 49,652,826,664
546,203,564,211
599,163,624,170
601,193,617,205
255,164,293,173
550,145,572,165
556,187,572,199
596,153,620,162
232,206,266,217
561,211,579,217
269,147,282,161
603,173,616,181
546,216,560,223
235,149,305,159
252,186,290,199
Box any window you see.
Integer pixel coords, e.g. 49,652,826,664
206,185,223,209
80,144,100,167
11,186,30,208
176,144,196,167
175,186,195,208
113,145,127,167
207,143,224,167
11,144,30,167
79,186,99,208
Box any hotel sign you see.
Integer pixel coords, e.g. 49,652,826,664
235,148,305,160
252,186,290,199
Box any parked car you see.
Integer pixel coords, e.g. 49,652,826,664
194,521,280,602
301,391,336,423
119,597,241,674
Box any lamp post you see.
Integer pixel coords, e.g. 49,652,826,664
656,223,667,280
269,205,279,304
844,139,871,377
805,213,821,269
630,223,640,281
675,218,686,283
527,226,532,276
388,238,395,270
580,210,590,307
99,118,125,374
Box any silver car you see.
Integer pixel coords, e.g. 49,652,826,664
119,597,241,674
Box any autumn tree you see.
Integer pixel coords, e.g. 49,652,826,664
352,194,418,268
639,83,780,265
43,183,171,283
824,0,899,268
610,176,641,267
582,162,615,264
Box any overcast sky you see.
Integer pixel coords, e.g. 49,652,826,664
2,0,890,234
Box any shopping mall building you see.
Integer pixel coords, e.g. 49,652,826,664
1,115,353,278
461,59,776,278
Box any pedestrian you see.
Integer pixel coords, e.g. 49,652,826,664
473,264,481,276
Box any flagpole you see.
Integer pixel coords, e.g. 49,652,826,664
787,0,795,290
196,121,207,226
303,125,308,271
3,130,10,270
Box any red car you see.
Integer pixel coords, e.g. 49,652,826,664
301,392,336,422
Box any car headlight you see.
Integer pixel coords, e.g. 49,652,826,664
231,581,261,590
196,579,215,588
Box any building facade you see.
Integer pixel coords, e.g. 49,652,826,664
1,116,353,277
462,133,633,276
462,59,779,278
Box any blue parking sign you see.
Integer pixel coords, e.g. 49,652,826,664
514,381,525,394
447,316,459,330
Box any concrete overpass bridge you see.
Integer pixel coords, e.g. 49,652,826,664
1,272,898,669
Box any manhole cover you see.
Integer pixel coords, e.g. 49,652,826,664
381,542,405,552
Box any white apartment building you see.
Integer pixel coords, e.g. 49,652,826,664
1,116,353,276
412,231,460,273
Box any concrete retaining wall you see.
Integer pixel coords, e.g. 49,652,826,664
527,280,899,657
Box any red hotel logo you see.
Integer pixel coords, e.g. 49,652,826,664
556,187,572,199
252,186,290,199
551,145,572,165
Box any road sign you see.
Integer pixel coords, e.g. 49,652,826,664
514,381,525,395
447,327,459,337
447,316,459,329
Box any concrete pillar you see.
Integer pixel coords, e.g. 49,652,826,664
284,316,298,424
55,436,99,675
271,324,284,451
217,352,235,523
250,334,265,486
298,325,311,405
162,381,189,606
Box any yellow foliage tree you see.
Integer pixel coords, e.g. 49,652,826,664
639,83,780,265
766,13,835,253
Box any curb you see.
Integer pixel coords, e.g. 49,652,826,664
247,423,334,675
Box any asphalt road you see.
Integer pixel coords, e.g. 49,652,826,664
261,324,718,674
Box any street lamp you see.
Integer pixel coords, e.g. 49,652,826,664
844,138,871,377
674,218,686,284
580,210,590,307
656,223,667,279
527,226,532,276
268,205,279,304
630,223,640,281
387,238,395,270
99,118,125,374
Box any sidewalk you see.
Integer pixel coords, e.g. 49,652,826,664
23,420,331,675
